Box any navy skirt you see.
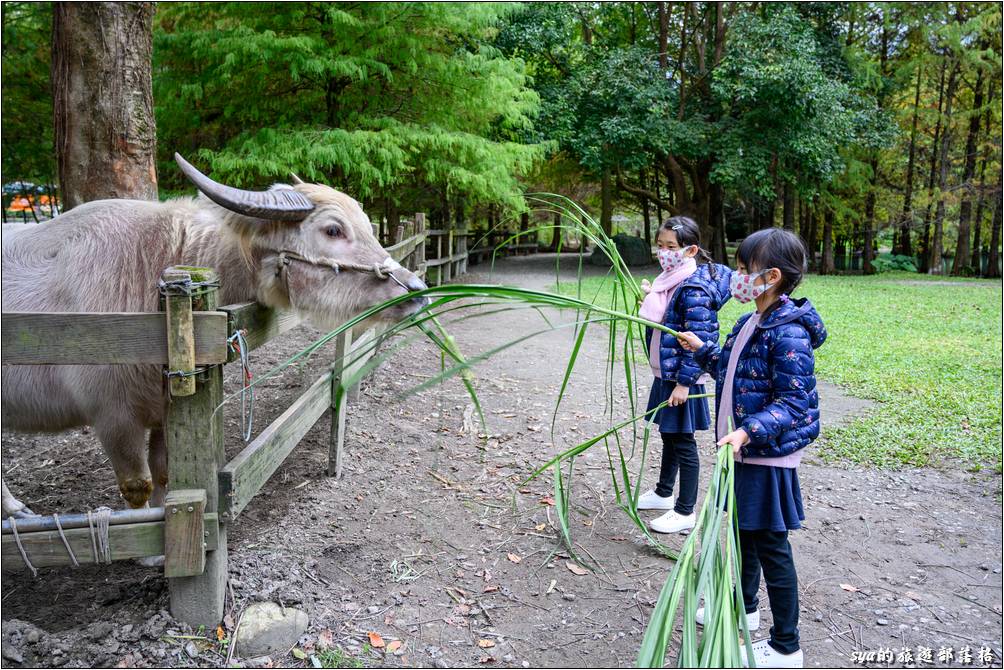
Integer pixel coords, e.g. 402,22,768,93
734,462,805,532
645,378,711,434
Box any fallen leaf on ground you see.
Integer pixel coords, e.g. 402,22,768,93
292,648,307,660
840,583,859,592
566,561,589,576
539,496,556,506
317,629,335,650
507,553,522,564
216,625,225,641
368,632,385,648
483,584,500,593
535,523,546,531
387,640,403,653
477,639,496,648
223,614,235,630
479,656,497,664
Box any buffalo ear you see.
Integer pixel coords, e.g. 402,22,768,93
175,152,314,221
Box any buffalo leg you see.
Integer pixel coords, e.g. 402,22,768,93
97,419,153,509
148,427,168,508
1,478,36,518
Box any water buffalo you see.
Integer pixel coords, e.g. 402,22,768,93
1,154,427,516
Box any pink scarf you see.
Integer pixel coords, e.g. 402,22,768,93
639,258,698,324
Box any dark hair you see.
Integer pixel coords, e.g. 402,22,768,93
735,228,808,296
659,216,716,277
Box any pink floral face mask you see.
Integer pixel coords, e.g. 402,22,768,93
729,269,775,303
656,246,693,272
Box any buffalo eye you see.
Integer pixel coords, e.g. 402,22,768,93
325,225,343,239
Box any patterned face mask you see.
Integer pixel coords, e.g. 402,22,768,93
656,246,693,272
730,269,775,303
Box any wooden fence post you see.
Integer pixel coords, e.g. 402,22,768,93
444,228,454,283
162,266,227,628
328,329,352,478
415,212,426,277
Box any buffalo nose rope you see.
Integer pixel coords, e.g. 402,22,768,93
274,250,412,292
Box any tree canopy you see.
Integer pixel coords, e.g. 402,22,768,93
1,2,1000,275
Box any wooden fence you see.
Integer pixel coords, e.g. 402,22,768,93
413,211,539,285
0,222,429,627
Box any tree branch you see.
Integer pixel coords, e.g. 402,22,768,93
616,168,676,213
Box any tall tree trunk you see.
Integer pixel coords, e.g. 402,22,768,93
863,19,887,273
640,169,652,249
657,2,669,69
821,208,835,275
52,2,157,210
782,182,794,231
972,83,995,274
654,160,664,226
807,202,819,271
986,175,1002,279
863,153,879,274
952,62,986,274
897,63,924,256
919,58,948,273
550,211,562,252
600,168,613,236
709,182,726,262
928,61,960,275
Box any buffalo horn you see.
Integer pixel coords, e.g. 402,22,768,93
174,153,315,221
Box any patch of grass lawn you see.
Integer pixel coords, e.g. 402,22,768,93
556,270,1003,471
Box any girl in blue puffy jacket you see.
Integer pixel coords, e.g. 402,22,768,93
637,216,732,535
678,228,827,670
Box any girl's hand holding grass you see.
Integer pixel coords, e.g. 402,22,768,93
676,331,704,352
640,278,653,295
717,427,750,456
669,384,690,407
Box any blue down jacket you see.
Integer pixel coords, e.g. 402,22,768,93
695,297,827,458
646,263,733,386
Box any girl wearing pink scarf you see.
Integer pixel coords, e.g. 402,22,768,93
637,217,732,535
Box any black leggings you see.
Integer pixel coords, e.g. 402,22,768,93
740,528,800,654
655,432,699,515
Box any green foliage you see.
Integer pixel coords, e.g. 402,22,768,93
711,5,891,199
1,2,55,185
871,253,918,273
153,2,545,210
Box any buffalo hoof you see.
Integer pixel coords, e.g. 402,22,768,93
3,505,38,520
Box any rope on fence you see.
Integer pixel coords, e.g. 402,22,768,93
228,329,255,442
52,513,79,568
157,276,221,298
8,517,37,577
87,507,112,564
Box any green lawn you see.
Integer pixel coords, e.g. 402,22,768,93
555,271,1003,471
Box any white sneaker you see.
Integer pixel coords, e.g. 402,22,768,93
695,607,760,631
740,639,803,668
636,490,674,510
648,509,695,533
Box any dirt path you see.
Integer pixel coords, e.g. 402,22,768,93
2,254,1001,668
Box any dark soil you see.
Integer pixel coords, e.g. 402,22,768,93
3,254,1001,668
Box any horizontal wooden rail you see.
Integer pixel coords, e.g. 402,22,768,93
219,370,332,520
1,513,219,571
386,231,427,261
1,312,228,365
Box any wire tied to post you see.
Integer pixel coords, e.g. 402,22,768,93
228,329,255,442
